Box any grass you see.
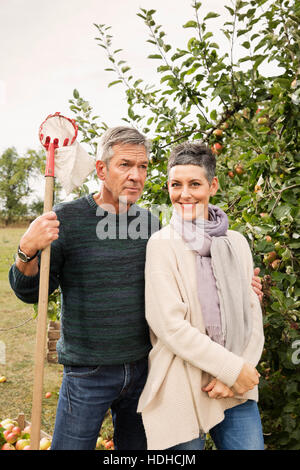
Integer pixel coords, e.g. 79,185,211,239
0,226,113,445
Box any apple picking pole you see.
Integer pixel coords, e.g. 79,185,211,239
30,142,55,451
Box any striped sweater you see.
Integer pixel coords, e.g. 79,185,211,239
9,193,160,365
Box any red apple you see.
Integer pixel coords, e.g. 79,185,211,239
228,171,234,179
213,129,223,137
1,443,16,450
45,392,52,399
211,143,223,154
271,259,281,269
235,164,244,175
15,439,30,450
6,432,19,444
265,235,272,242
12,426,21,436
104,439,114,449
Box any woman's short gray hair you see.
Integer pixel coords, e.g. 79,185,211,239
167,141,216,183
97,126,151,165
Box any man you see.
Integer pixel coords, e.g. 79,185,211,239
9,127,263,450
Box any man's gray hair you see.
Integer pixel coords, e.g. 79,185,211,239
97,126,151,165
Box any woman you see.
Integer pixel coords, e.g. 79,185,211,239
137,141,265,450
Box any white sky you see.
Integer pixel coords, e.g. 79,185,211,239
0,0,277,198
0,0,236,156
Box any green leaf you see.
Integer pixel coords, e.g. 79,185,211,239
203,12,220,21
108,80,122,87
148,54,163,59
183,20,198,28
73,89,80,99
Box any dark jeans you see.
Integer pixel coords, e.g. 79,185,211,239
50,357,148,450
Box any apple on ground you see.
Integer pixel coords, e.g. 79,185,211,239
5,432,19,444
45,392,52,399
39,437,51,450
15,439,31,450
1,443,16,450
96,436,105,449
104,439,114,449
22,425,31,435
0,376,7,383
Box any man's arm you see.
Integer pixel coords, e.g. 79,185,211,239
9,211,62,303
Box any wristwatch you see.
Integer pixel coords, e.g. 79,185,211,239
17,245,39,263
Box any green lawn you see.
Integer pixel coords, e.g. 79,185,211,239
0,227,113,444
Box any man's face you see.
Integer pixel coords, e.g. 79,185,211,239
96,143,148,208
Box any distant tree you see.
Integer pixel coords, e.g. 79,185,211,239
0,147,44,224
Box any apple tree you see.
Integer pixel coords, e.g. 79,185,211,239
69,0,300,449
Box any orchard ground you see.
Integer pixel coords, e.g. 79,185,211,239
0,226,113,442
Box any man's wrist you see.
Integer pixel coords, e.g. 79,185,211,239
19,239,38,258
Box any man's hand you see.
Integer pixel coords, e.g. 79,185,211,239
251,267,263,303
16,212,60,276
19,211,60,255
231,363,260,395
202,378,234,399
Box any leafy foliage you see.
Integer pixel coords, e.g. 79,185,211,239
69,0,300,449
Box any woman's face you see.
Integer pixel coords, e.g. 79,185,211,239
168,164,218,220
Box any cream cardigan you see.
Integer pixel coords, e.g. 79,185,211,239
137,224,265,450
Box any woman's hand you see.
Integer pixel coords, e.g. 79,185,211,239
231,363,260,395
202,378,234,399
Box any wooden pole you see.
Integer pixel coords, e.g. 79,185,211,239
30,149,55,450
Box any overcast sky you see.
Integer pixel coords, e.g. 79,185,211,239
1,0,278,198
0,0,237,157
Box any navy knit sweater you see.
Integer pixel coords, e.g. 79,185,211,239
9,194,160,365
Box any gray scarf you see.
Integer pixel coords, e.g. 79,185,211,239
170,204,252,355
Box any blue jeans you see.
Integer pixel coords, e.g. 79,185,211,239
50,357,148,450
169,400,264,450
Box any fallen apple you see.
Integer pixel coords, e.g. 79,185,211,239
1,443,16,450
0,376,7,383
6,432,19,444
12,426,21,436
15,438,31,450
104,439,114,449
45,392,52,399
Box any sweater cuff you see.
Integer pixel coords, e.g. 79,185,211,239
10,263,40,288
216,353,245,388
